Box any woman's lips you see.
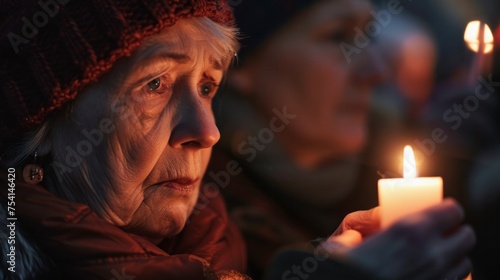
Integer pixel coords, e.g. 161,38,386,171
160,177,198,192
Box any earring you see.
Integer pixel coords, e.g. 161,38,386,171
23,152,44,185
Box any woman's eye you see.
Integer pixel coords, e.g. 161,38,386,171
143,77,171,95
199,82,218,98
147,78,162,91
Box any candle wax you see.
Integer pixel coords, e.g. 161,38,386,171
378,177,443,228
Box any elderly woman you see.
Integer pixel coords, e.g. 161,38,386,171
0,0,246,279
0,0,474,280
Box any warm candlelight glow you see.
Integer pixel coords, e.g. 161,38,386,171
464,20,494,54
403,145,417,178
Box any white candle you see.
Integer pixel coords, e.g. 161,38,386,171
378,145,443,228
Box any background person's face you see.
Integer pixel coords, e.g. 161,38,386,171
241,0,383,167
57,20,223,242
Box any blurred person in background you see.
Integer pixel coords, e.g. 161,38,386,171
451,17,500,280
467,145,500,280
374,14,437,122
205,0,475,278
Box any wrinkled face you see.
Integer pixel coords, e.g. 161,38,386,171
242,0,383,166
52,19,228,241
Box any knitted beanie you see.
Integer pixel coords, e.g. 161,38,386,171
234,0,319,61
0,0,234,150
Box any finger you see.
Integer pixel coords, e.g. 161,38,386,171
377,223,474,279
327,229,362,248
334,207,380,237
418,225,475,279
443,257,473,280
414,198,465,233
439,225,476,265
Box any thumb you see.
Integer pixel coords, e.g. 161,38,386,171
323,230,362,254
334,207,381,237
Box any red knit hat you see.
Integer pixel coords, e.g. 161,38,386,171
0,0,234,150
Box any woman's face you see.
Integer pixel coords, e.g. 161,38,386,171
52,20,225,241
240,0,383,167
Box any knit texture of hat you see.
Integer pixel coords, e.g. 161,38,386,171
0,0,234,149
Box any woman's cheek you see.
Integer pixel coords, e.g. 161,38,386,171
107,122,163,188
117,195,144,225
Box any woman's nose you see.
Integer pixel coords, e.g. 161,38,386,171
169,91,220,149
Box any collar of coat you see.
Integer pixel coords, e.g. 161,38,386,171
0,171,249,279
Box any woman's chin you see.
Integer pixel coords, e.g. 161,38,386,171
126,217,185,242
123,201,193,241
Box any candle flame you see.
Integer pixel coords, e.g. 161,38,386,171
403,145,417,178
464,20,494,54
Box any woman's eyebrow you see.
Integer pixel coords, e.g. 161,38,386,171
157,52,191,63
120,54,184,90
124,51,191,83
137,52,192,71
209,56,223,70
124,46,224,89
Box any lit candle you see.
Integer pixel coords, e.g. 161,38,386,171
378,145,443,228
464,20,494,86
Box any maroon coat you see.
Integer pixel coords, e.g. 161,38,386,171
1,174,248,279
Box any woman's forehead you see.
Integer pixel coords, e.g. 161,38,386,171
130,41,222,75
132,22,226,70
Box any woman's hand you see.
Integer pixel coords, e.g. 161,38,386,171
324,199,475,280
331,207,381,238
320,207,380,254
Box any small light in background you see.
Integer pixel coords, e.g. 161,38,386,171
464,20,494,53
464,20,495,86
